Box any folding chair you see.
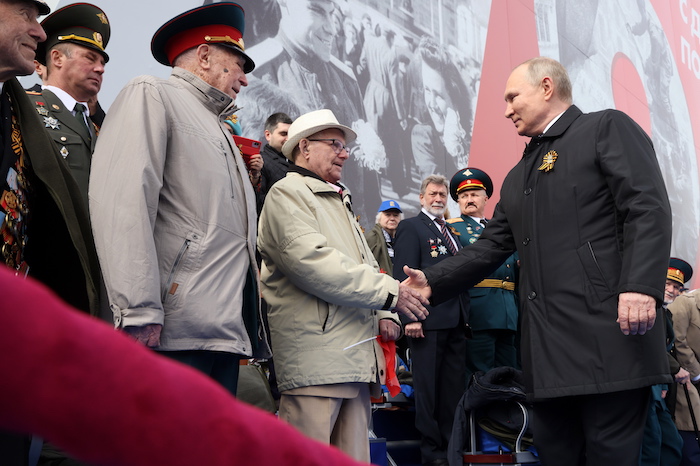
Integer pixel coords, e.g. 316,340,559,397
447,367,539,466
463,400,538,465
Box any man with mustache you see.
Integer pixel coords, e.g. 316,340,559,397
393,174,469,466
447,167,519,380
26,3,110,206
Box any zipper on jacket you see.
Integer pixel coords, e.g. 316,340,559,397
222,141,236,199
162,239,191,301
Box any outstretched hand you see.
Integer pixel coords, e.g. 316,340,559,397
402,266,432,301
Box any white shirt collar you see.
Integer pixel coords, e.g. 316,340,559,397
421,207,439,222
43,85,90,116
542,110,565,135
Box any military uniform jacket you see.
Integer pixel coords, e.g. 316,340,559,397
448,215,518,331
424,105,672,400
7,79,100,314
25,89,96,206
393,212,469,331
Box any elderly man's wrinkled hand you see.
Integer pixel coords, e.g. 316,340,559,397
617,292,656,335
123,323,162,348
675,367,691,386
379,319,401,342
394,282,429,322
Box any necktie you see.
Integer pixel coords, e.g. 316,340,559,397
73,103,91,140
480,218,488,225
435,218,458,256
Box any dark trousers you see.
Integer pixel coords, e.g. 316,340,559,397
464,329,518,382
410,325,466,463
0,431,30,465
161,350,242,396
532,387,651,466
680,430,700,466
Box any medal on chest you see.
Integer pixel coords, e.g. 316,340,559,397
43,116,60,130
538,150,558,172
428,238,448,256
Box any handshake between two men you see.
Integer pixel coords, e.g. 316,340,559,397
394,264,658,337
393,266,433,322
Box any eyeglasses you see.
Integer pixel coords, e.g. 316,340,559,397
307,138,348,155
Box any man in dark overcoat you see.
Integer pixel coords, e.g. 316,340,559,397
402,57,672,465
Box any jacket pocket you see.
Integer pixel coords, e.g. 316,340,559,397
319,302,337,332
50,133,84,168
161,231,200,304
576,241,616,305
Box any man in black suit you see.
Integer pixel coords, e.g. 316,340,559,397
393,174,469,466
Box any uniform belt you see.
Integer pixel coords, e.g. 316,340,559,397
473,279,515,291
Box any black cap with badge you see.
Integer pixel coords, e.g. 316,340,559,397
35,3,111,65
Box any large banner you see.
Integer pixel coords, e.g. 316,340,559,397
30,0,700,288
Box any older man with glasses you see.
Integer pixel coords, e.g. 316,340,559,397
258,108,428,462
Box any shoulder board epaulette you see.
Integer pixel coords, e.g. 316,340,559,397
26,91,42,96
446,217,463,224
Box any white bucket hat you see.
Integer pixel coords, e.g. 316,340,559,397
282,109,357,158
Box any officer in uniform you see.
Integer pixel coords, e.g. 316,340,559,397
447,167,520,380
26,3,110,206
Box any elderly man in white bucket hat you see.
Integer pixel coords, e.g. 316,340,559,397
258,109,428,461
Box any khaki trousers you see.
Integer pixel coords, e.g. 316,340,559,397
279,383,371,462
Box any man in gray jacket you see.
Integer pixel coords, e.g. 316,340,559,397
89,2,269,395
258,109,428,462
